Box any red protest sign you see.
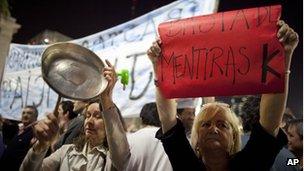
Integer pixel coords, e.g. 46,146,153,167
157,5,284,98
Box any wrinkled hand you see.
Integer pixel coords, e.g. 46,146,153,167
147,39,162,68
33,113,59,152
100,59,117,101
277,20,299,70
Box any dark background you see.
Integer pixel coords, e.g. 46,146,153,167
7,0,303,117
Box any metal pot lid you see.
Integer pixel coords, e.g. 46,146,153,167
41,42,108,100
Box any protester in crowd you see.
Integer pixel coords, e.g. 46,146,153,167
176,98,197,139
147,20,298,170
241,95,299,171
176,98,198,139
54,100,88,148
58,101,77,133
52,100,78,151
0,106,38,171
66,99,127,150
176,97,215,139
42,100,88,157
126,102,173,171
287,119,303,169
281,108,296,133
21,106,39,128
20,60,130,171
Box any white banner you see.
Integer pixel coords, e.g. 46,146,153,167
0,0,218,120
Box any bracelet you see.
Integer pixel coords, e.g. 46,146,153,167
285,70,291,75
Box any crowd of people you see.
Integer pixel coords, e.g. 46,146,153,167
0,19,302,171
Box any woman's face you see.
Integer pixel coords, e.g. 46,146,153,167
287,125,302,153
84,103,105,144
197,111,234,154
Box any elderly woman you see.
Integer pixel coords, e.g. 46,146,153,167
20,60,130,171
147,20,298,171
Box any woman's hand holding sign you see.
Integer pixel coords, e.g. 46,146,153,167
147,39,178,133
147,39,162,73
277,20,299,71
260,20,299,137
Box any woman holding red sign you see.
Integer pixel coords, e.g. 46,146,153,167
147,20,299,171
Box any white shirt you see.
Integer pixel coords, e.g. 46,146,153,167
20,107,129,171
125,127,173,171
20,143,113,171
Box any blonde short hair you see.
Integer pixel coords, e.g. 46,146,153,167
190,102,242,156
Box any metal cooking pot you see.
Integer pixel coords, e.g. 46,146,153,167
41,42,108,100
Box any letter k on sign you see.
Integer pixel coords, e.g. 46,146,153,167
261,43,281,83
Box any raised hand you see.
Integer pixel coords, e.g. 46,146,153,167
33,113,59,153
260,21,299,137
100,59,117,110
147,39,162,69
277,20,299,70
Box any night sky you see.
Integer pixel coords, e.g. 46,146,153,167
7,0,303,116
8,0,178,43
9,0,134,43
